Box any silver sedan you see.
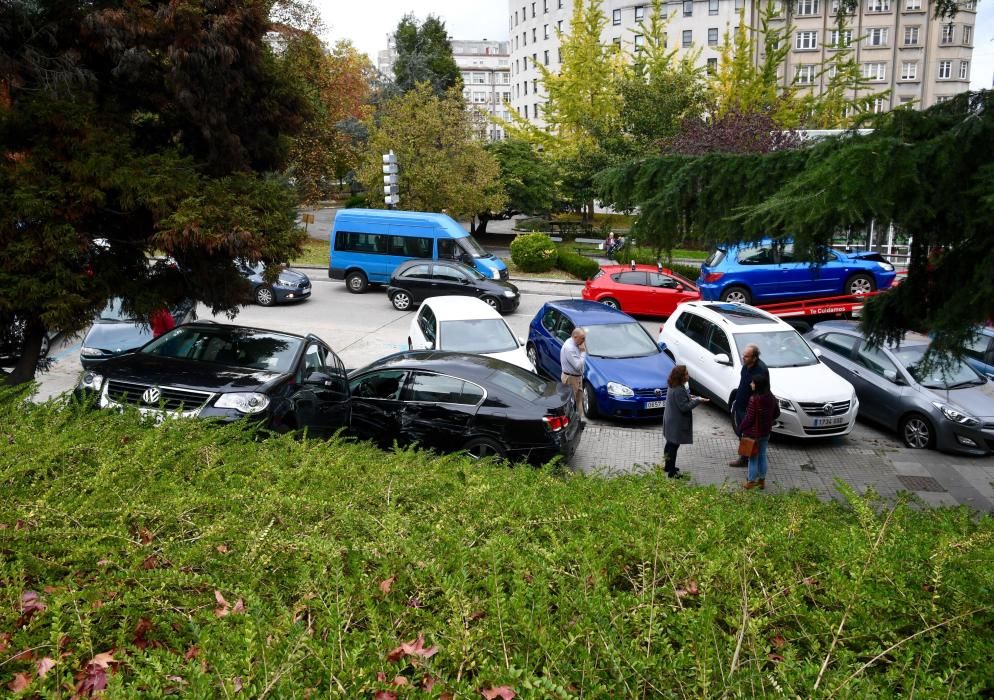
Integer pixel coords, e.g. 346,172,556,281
805,321,994,456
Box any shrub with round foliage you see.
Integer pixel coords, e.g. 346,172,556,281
510,233,557,272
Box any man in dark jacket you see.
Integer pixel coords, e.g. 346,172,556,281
729,344,768,467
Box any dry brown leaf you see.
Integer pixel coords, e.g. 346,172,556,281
184,645,200,661
214,590,230,617
139,528,153,544
771,634,786,649
216,544,229,553
36,656,56,677
379,576,396,595
232,598,245,615
386,635,439,663
7,672,31,692
481,686,517,700
768,653,785,663
373,692,397,700
686,579,700,596
233,676,243,692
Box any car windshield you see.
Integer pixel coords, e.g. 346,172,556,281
460,264,486,280
457,236,488,259
440,319,518,353
734,330,818,368
96,298,139,322
892,345,985,389
141,327,302,373
585,322,658,358
485,363,552,401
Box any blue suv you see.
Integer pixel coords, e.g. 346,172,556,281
526,300,675,420
698,240,897,305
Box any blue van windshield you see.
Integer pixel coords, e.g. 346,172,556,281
458,236,487,259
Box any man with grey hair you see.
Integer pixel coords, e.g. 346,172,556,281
729,343,768,467
560,327,587,417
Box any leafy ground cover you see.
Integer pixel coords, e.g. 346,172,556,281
289,238,331,268
2,393,993,697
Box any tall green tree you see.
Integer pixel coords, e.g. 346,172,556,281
0,0,311,385
479,139,557,234
357,83,506,221
597,92,994,349
392,14,461,95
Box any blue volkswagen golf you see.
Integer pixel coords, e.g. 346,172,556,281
526,300,675,420
697,240,897,305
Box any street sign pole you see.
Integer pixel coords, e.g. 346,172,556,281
382,151,399,210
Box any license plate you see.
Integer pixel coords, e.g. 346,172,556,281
814,416,846,427
645,400,665,409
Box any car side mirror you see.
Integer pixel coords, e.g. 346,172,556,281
657,340,668,352
813,348,823,357
675,284,685,292
714,353,732,366
460,277,470,284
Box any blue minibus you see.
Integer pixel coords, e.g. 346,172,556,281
328,209,509,293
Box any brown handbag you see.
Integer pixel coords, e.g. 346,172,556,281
738,436,758,458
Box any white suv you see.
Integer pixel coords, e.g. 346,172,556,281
659,302,858,438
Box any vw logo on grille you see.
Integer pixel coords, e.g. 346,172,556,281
142,387,162,405
654,388,663,397
823,402,834,416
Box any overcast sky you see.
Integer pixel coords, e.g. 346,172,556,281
317,0,993,90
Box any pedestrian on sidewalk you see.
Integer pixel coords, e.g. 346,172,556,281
560,327,587,418
739,372,778,490
150,307,175,338
729,344,768,467
662,364,708,478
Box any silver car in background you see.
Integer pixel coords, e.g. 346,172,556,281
805,321,994,456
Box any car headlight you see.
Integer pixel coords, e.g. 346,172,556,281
931,401,979,426
776,396,796,412
277,277,296,287
492,269,501,280
79,371,104,391
606,382,634,398
502,290,516,298
214,392,271,414
81,347,109,357
878,261,895,272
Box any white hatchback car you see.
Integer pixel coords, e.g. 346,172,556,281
408,296,535,372
659,301,859,438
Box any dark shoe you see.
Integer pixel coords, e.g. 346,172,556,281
743,480,759,490
758,479,766,490
729,458,747,467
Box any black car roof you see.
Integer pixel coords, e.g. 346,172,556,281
182,321,313,343
395,258,477,273
355,351,523,378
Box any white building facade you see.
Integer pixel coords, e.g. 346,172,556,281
508,0,977,125
453,40,513,141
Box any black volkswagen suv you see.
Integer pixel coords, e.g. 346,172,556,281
76,322,350,436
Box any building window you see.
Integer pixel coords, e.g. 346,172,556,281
532,27,537,41
663,31,668,48
707,57,718,74
523,81,528,95
634,34,645,50
796,31,818,49
959,60,969,79
544,24,550,39
531,1,536,17
682,29,693,47
795,64,815,84
900,61,917,79
535,103,540,119
735,0,744,7
544,0,548,11
935,95,950,103
613,8,622,24
872,97,885,113
636,5,646,21
523,56,528,69
684,0,694,16
905,0,921,8
544,49,550,64
533,78,537,93
524,105,529,119
522,32,527,46
709,0,719,14
937,60,951,78
963,25,973,44
770,0,783,15
558,47,562,62
904,26,919,45
866,0,890,10
514,11,518,25
867,28,888,46
557,19,563,32
613,36,622,46
795,0,819,15
558,0,563,7
708,27,719,45
829,29,852,47
941,23,954,44
862,62,886,80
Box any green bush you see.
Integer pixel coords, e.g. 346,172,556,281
556,247,600,280
2,394,994,697
514,216,550,232
668,262,702,282
343,194,368,208
510,232,557,272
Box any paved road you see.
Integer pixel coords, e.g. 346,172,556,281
34,273,994,512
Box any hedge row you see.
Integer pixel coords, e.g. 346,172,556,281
555,247,600,280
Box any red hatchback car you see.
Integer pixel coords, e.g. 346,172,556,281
581,264,700,318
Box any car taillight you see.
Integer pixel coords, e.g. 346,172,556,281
703,272,724,283
543,414,570,431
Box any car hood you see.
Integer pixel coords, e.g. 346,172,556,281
100,353,286,392
769,363,855,402
83,322,151,354
278,268,310,284
928,380,994,419
484,347,534,373
587,351,671,388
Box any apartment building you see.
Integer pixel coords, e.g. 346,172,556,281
377,36,512,141
508,0,977,125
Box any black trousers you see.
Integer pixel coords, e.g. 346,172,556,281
663,442,680,474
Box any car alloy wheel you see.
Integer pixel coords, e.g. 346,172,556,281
346,271,368,293
721,286,751,304
482,295,500,311
600,298,620,310
463,436,507,461
901,413,933,449
847,274,875,296
391,291,412,311
582,382,599,419
256,286,275,306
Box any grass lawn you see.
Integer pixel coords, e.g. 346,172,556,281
288,238,329,268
